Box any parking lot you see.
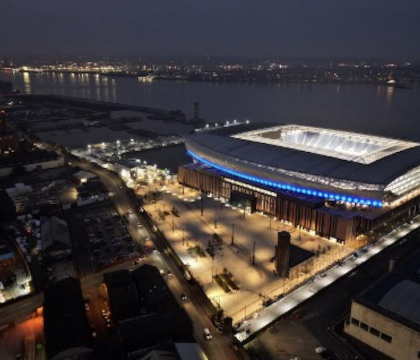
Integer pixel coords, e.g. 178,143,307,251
84,211,137,269
62,202,140,276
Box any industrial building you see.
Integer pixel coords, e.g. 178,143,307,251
104,265,195,359
43,277,93,360
344,253,420,360
180,125,420,242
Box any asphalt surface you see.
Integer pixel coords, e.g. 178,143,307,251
252,228,420,360
8,155,413,360
69,155,249,360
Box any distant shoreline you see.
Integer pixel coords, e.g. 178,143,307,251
1,68,417,88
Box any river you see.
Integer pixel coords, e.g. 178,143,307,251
1,71,420,141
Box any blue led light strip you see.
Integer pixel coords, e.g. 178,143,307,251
186,150,383,208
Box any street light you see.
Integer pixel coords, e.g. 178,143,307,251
182,226,185,246
172,213,174,233
211,255,214,283
231,223,235,245
200,192,204,216
214,210,218,229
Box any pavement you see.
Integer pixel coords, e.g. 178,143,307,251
234,216,420,343
3,153,409,360
252,225,420,360
143,183,354,325
67,156,248,360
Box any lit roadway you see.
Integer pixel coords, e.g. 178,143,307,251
0,156,240,360
1,153,417,360
67,155,244,360
0,253,238,360
236,218,420,359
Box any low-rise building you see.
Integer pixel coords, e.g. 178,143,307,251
76,179,109,206
104,265,194,359
72,170,97,185
0,150,64,177
41,216,71,260
345,254,420,360
43,277,93,360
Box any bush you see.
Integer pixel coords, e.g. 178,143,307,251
214,274,230,293
220,273,240,291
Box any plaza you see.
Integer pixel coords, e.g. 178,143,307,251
142,182,356,325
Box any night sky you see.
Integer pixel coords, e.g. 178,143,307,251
1,0,420,60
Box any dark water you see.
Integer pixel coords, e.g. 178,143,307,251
1,71,420,141
2,71,420,172
126,145,190,173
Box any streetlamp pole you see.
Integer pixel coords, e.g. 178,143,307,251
211,256,214,283
231,223,235,245
252,241,256,265
201,194,204,216
182,226,185,246
214,210,217,229
172,213,174,233
269,215,272,229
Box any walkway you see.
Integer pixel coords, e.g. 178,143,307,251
235,217,420,343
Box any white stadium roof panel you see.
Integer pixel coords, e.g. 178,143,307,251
186,125,420,204
233,125,419,165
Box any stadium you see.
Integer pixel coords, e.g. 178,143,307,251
179,125,420,243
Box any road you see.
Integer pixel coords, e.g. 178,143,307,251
254,228,420,360
0,294,43,327
69,155,248,360
3,154,416,360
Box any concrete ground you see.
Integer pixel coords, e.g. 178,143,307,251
245,317,321,360
143,183,355,325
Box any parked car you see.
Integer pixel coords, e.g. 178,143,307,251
315,346,327,354
203,328,212,340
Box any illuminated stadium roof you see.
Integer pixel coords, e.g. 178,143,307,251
232,125,419,165
185,125,420,207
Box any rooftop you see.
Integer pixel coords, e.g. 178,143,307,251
233,125,419,165
378,280,420,325
43,277,93,360
355,251,420,333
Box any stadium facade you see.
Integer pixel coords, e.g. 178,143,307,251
179,125,420,243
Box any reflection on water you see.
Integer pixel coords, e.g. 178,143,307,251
12,72,119,103
1,71,419,140
386,86,394,102
22,72,31,93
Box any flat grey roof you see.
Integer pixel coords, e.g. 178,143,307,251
379,280,420,326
